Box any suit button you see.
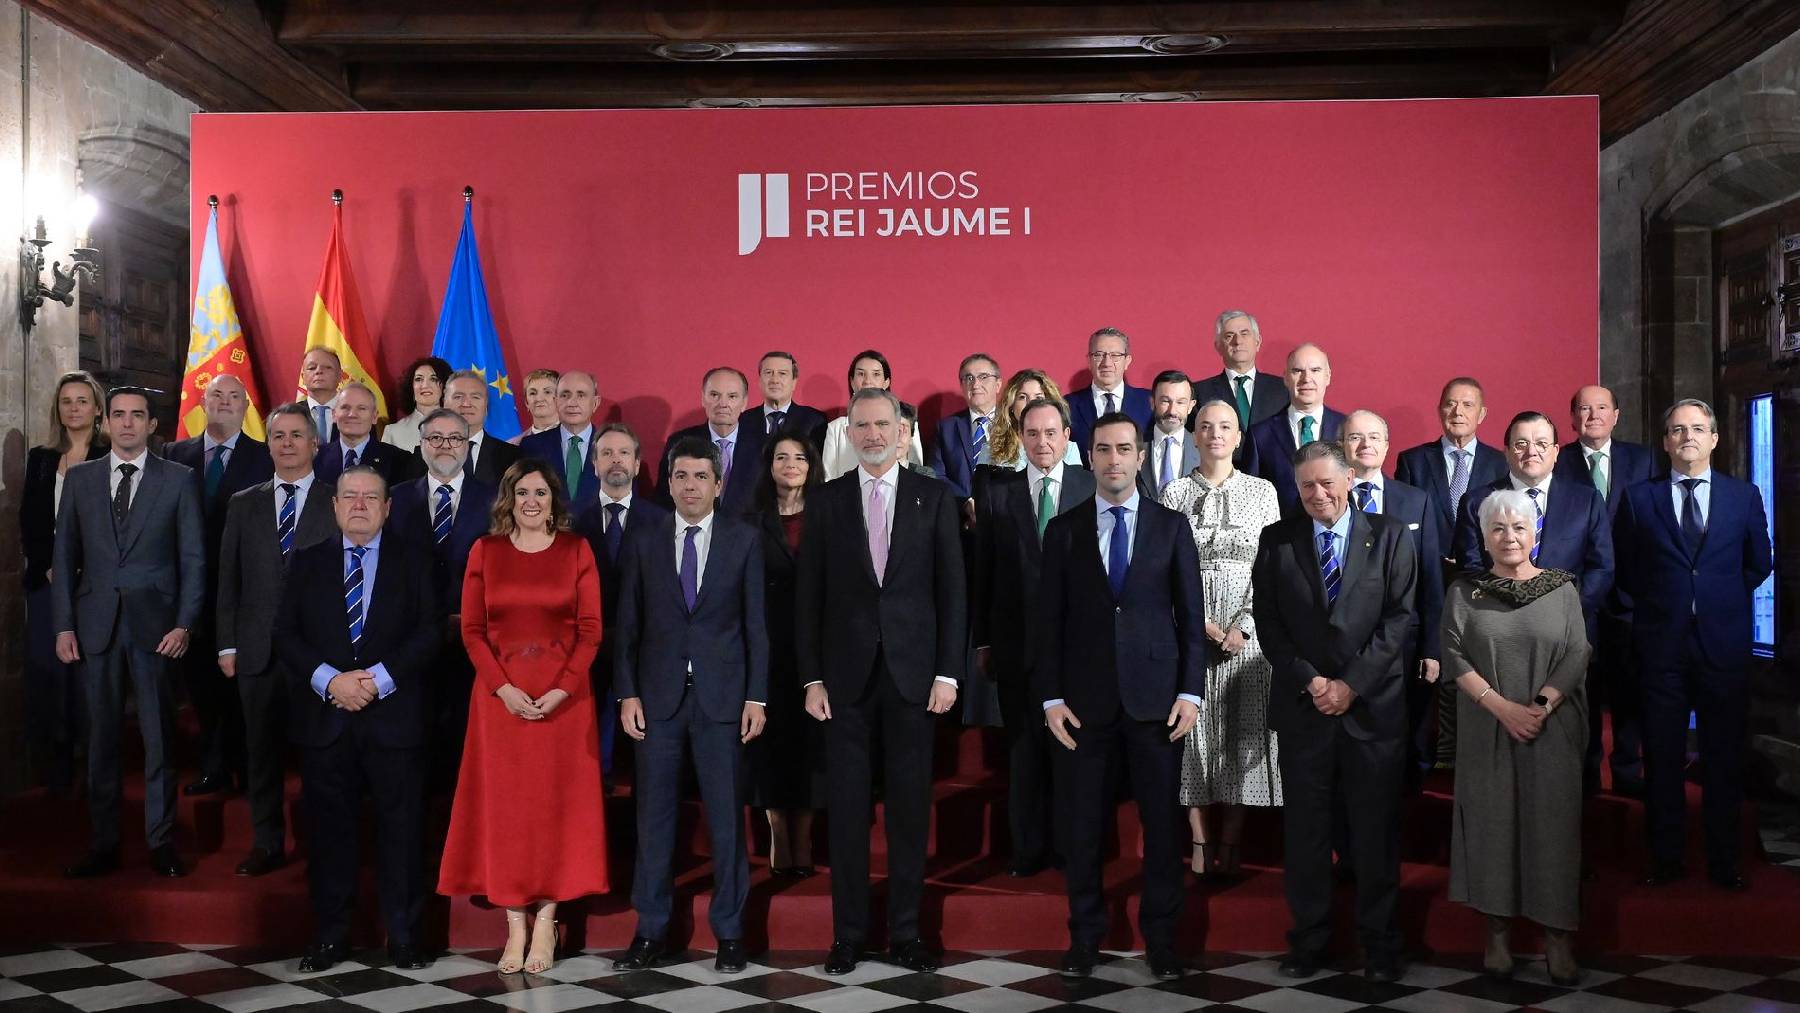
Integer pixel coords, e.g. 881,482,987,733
1115,606,1122,614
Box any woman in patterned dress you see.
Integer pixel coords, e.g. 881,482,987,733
1159,399,1283,879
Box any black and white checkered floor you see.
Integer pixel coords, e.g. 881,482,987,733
5,943,1800,1012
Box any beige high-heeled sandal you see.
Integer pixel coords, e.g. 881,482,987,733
498,910,528,974
525,908,559,974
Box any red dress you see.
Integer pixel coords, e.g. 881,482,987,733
437,532,610,906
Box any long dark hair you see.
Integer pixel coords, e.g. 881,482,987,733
397,356,453,418
488,457,573,536
751,431,822,516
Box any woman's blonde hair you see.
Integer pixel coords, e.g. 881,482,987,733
49,370,108,453
987,368,1069,467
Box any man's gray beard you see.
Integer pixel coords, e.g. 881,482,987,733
427,458,465,481
856,445,897,468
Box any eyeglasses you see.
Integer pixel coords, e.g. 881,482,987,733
961,372,1000,385
422,434,469,447
1666,425,1713,437
1509,440,1555,453
1088,351,1129,363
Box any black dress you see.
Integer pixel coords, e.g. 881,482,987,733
746,508,827,809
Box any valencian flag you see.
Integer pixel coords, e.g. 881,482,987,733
300,190,389,420
430,188,520,438
181,198,265,439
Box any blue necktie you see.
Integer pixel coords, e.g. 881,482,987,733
1159,436,1179,492
344,446,358,471
767,410,786,435
1318,530,1341,606
314,405,331,443
1679,478,1706,555
1106,504,1129,599
1527,487,1544,563
432,485,453,545
1356,481,1377,514
277,483,297,556
205,445,226,501
604,502,626,559
971,415,989,462
680,525,700,612
1103,391,1117,416
345,545,368,648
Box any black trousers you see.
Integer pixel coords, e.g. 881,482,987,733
429,629,475,792
1641,621,1747,876
81,627,178,851
185,621,245,784
631,691,750,940
1590,611,1643,780
1055,708,1184,952
1280,719,1403,961
236,664,289,853
825,656,936,946
24,585,84,792
301,726,425,947
999,676,1055,865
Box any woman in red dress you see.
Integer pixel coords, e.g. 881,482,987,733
438,458,609,974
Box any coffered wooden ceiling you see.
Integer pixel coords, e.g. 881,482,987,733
24,0,1800,143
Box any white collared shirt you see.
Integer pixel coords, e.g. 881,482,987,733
1440,434,1479,476
108,447,149,500
1091,383,1126,417
1510,471,1553,513
1288,406,1325,448
273,471,317,528
1027,460,1065,507
338,434,371,462
1670,467,1713,526
1224,367,1257,407
1581,439,1613,490
673,510,715,595
857,463,899,540
430,470,466,520
599,490,635,523
1354,472,1386,513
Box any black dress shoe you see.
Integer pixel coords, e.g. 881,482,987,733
714,939,747,974
298,942,347,973
1059,945,1098,977
149,844,186,878
887,939,940,973
1277,952,1321,979
1365,958,1402,983
64,848,119,879
183,774,231,797
1008,856,1051,878
612,936,668,971
236,846,285,877
1709,870,1749,891
388,943,430,970
1146,949,1183,980
1641,864,1687,887
823,940,860,976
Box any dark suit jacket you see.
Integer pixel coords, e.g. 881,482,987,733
462,431,522,487
1615,473,1773,669
276,536,440,749
1374,478,1443,663
1454,477,1615,629
1253,510,1417,741
385,475,497,616
20,443,107,590
1032,497,1207,722
1137,426,1202,501
930,410,995,500
1394,438,1508,561
518,427,602,505
1241,407,1348,518
795,465,967,704
51,454,206,654
1068,384,1153,466
576,496,671,642
971,465,1096,681
613,512,770,722
1190,370,1289,429
657,422,764,516
165,433,275,522
742,403,827,443
216,477,339,674
314,438,412,488
1553,439,1656,523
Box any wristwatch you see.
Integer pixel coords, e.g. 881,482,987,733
1534,693,1552,711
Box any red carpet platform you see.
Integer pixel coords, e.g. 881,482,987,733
1,725,1791,957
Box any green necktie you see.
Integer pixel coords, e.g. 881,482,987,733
1589,450,1608,499
204,445,225,500
1232,375,1251,431
1299,415,1316,445
1036,477,1056,539
564,434,583,496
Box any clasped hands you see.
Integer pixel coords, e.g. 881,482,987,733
1204,621,1245,657
619,697,767,744
327,670,380,711
1045,698,1199,751
1307,676,1357,716
496,683,570,722
1484,687,1558,743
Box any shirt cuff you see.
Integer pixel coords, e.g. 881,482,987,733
745,700,766,706
802,680,823,689
934,676,958,689
1176,693,1203,707
368,663,397,699
310,663,341,701
1042,698,1065,711
217,648,237,657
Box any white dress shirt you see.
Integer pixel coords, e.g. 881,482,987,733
1580,439,1613,490
673,510,715,595
599,490,635,524
1509,471,1553,512
337,434,372,467
1287,406,1326,448
306,395,339,441
1224,368,1258,409
108,448,150,501
1027,460,1065,506
430,470,466,521
1354,472,1386,513
273,471,318,528
1670,467,1713,527
1090,383,1126,418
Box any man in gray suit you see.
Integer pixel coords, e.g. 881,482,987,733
1140,370,1201,499
217,402,339,876
52,386,205,879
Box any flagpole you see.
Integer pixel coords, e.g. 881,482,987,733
332,188,343,206
208,193,218,211
464,185,473,203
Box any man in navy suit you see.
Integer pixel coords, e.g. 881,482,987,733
1343,410,1443,788
314,383,410,487
659,367,763,516
1139,370,1202,500
1242,343,1347,518
1394,377,1509,572
1557,385,1657,794
930,352,1002,500
1068,327,1153,465
1616,398,1772,890
165,374,274,797
519,370,602,506
742,350,827,443
1037,412,1205,980
612,437,768,975
443,370,522,487
1190,309,1289,443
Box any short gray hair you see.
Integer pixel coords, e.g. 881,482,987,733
268,400,319,440
849,386,901,421
338,381,377,406
1661,397,1716,432
1478,489,1537,540
1088,326,1131,355
1292,439,1350,472
1215,310,1259,339
420,407,469,435
1343,408,1390,436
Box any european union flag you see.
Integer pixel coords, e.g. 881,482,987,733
431,198,520,438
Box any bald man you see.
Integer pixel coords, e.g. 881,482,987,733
165,374,274,796
520,370,603,506
1241,343,1347,518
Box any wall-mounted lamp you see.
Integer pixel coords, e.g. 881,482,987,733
20,190,102,330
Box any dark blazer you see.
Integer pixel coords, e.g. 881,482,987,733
51,454,206,654
216,476,339,675
164,433,274,522
1068,384,1154,466
1615,473,1773,668
742,403,827,443
1137,426,1202,501
464,431,522,487
1394,438,1509,559
972,465,1096,680
276,535,440,749
1241,406,1348,518
1032,497,1207,722
613,512,770,722
314,438,412,488
1553,439,1656,523
795,465,967,704
576,496,671,644
1253,510,1417,741
20,443,108,590
1454,477,1615,628
930,410,995,500
518,427,601,505
657,422,764,516
385,475,496,616
1191,370,1289,429
1374,478,1443,662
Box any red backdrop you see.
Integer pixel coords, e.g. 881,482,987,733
190,98,1597,467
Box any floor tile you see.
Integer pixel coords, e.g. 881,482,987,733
201,982,346,1013
340,983,478,1011
933,962,1044,988
658,960,777,986
112,954,235,981
484,983,621,1011
921,985,1061,1012
1227,988,1365,1013
0,950,101,978
53,979,183,1012
1074,985,1211,1013
630,984,767,1013
240,959,372,984
1636,961,1765,992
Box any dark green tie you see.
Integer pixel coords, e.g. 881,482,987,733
1036,477,1056,540
1233,375,1251,431
564,434,583,497
204,445,225,500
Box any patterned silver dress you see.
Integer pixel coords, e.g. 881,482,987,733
1161,469,1284,807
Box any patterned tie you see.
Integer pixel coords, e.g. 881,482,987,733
345,545,368,648
1036,476,1056,540
205,445,226,501
680,525,700,612
277,483,298,556
1103,391,1117,416
1356,481,1377,514
1159,436,1178,492
1299,415,1316,445
432,484,453,545
1318,529,1341,606
564,434,583,499
972,414,989,462
1448,449,1471,513
1232,375,1251,432
1527,487,1544,563
314,405,331,443
717,439,733,494
1679,477,1706,555
1106,504,1129,598
867,477,889,584
604,502,626,559
1589,451,1609,499
767,410,786,435
112,463,137,526
343,446,358,470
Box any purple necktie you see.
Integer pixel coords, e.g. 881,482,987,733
867,477,889,584
680,525,700,612
717,438,733,495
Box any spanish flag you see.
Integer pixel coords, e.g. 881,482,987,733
180,200,265,439
300,192,388,421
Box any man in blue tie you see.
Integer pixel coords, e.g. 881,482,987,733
930,352,1002,500
1616,398,1772,891
1138,370,1200,500
1068,328,1154,464
300,347,343,445
660,367,764,516
314,383,408,487
741,351,828,443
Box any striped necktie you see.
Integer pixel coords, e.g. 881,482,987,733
277,483,298,556
1356,481,1377,513
345,545,368,649
1318,529,1341,606
1526,487,1544,563
972,414,989,462
432,484,454,545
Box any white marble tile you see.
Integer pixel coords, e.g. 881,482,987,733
926,984,1063,1012
0,949,100,977
786,986,917,1013
485,983,622,1011
112,951,235,979
342,983,477,1011
936,958,1049,987
54,979,183,1012
1072,986,1210,1013
632,983,765,1013
201,982,340,1013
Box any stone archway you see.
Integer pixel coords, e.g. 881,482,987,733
76,125,189,228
